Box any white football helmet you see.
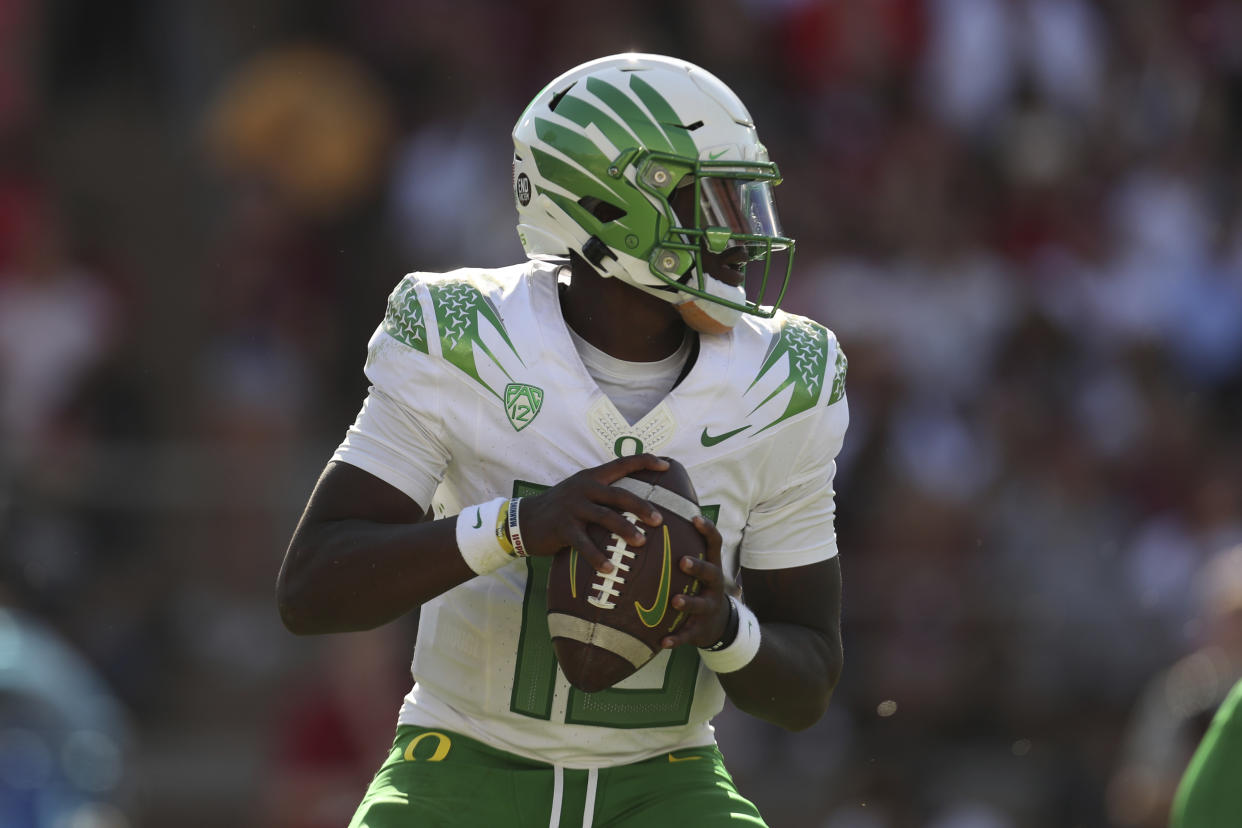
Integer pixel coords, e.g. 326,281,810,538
512,53,794,331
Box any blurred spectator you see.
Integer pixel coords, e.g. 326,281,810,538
259,625,411,828
204,44,395,220
0,600,132,828
1109,544,1242,827
388,112,522,269
0,197,118,464
0,0,36,138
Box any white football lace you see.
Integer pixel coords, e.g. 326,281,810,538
587,512,639,609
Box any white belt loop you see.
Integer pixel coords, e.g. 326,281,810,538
582,767,598,828
549,764,563,828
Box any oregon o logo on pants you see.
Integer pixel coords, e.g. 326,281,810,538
403,731,452,762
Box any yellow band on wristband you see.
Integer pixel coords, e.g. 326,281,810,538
495,499,514,555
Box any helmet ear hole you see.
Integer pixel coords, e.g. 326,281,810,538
577,196,627,223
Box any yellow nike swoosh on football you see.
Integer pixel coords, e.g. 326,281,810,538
668,753,701,762
635,526,672,628
569,546,579,599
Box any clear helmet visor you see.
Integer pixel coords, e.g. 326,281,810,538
697,175,788,257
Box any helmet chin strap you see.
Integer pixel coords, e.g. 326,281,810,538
676,274,744,333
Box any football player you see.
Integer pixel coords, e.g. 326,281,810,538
1171,678,1242,827
278,53,849,827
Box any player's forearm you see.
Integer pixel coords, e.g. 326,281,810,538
277,517,472,635
717,621,842,731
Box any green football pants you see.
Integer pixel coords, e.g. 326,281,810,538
347,725,767,828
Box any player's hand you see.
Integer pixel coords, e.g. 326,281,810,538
517,454,668,573
661,515,731,650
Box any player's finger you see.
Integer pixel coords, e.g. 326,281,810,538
662,598,728,649
661,621,710,650
579,503,648,546
567,527,615,573
692,515,723,567
591,453,670,484
679,550,724,589
670,593,715,616
587,482,663,527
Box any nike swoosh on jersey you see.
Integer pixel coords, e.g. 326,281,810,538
472,509,482,529
708,148,728,160
668,753,701,762
635,526,672,628
700,425,750,447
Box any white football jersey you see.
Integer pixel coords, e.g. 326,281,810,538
333,261,849,768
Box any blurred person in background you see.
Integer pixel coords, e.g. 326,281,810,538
260,626,411,828
1170,677,1242,827
0,193,118,467
0,592,132,828
278,52,849,827
1109,544,1242,827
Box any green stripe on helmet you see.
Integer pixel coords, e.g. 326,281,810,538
533,119,632,204
628,75,698,156
585,77,673,154
553,95,640,157
530,147,628,209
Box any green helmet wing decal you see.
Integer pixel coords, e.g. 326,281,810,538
585,76,696,156
381,276,430,353
551,94,640,162
625,74,698,156
532,119,630,204
530,119,665,257
528,74,700,254
427,281,524,399
746,318,839,433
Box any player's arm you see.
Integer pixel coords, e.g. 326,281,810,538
277,461,464,635
724,556,842,731
276,455,669,636
661,520,842,732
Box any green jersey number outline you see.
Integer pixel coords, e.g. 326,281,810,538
508,479,720,728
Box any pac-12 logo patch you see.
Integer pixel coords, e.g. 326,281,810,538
515,173,532,206
504,382,544,431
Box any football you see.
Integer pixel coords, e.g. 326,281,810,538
546,457,706,693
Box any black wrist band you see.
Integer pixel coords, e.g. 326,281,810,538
705,597,740,652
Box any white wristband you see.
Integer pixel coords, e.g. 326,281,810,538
507,497,529,558
456,497,511,575
698,597,761,674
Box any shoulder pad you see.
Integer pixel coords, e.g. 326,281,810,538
381,270,527,400
382,275,429,353
745,314,844,433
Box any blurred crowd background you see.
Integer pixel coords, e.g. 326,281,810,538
2,0,1241,826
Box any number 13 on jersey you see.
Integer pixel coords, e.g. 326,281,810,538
508,480,719,728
